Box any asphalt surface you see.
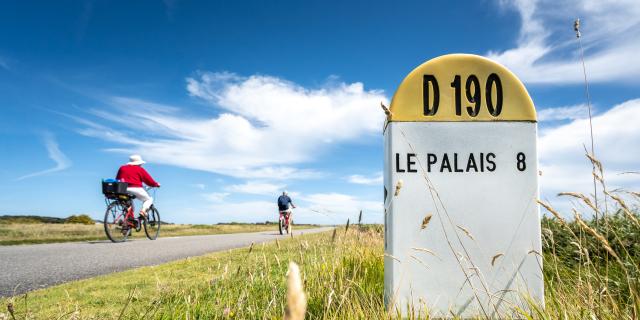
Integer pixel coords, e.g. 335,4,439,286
0,227,333,297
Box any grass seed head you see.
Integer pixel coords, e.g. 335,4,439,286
456,225,475,240
6,303,14,320
284,262,307,320
394,180,404,196
558,192,599,213
421,214,432,230
573,210,621,261
491,253,504,266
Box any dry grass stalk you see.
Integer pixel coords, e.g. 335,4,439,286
593,171,604,184
538,200,566,224
276,239,281,249
274,254,281,267
7,303,15,320
605,191,640,226
411,247,438,258
394,180,403,196
345,219,350,233
380,102,392,120
558,192,599,214
409,254,430,269
248,242,254,254
358,210,362,225
456,225,475,240
491,253,504,266
585,152,603,174
284,262,307,320
330,228,337,243
421,214,432,230
384,253,401,263
573,210,620,262
538,200,581,240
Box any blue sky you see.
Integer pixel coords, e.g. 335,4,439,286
1,0,638,224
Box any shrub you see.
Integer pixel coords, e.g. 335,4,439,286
65,214,95,225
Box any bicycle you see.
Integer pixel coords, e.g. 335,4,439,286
278,207,293,235
103,185,161,243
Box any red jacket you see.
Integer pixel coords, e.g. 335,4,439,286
116,165,159,188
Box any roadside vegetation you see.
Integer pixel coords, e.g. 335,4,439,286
0,219,317,245
2,155,639,318
2,202,639,319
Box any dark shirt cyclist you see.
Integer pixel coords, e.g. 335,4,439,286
277,190,295,212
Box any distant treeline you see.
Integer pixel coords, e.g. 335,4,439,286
0,215,95,225
0,215,319,226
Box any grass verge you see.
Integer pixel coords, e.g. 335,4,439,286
0,223,317,245
1,211,639,319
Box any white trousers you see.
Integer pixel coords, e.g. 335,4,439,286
127,187,153,212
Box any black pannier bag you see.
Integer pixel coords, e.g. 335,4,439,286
102,179,128,196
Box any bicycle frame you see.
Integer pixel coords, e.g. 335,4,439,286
105,187,157,229
279,211,291,227
106,198,136,229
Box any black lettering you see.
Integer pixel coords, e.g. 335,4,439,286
486,73,503,116
466,153,478,172
453,153,463,172
423,75,440,116
480,152,485,172
440,154,452,172
465,75,481,117
427,153,437,173
395,153,405,173
451,75,462,116
516,152,526,171
407,153,417,173
486,153,496,172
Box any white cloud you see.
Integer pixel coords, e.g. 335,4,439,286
191,183,206,190
183,192,382,224
17,132,71,180
202,192,230,203
537,104,591,121
300,192,382,218
538,98,640,212
76,73,386,179
347,172,383,186
226,181,285,195
489,0,640,84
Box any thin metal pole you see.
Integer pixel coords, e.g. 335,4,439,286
574,19,599,223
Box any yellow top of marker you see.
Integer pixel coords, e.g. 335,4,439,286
389,54,536,122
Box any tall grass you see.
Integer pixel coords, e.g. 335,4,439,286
1,212,639,319
539,203,640,319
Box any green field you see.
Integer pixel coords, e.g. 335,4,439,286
1,204,639,319
0,220,316,245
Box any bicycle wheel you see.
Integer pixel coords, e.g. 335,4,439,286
104,201,130,243
278,216,284,235
144,205,161,240
287,217,292,234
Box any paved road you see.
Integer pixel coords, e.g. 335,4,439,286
0,227,333,297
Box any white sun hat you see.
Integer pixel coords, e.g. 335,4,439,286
127,154,146,166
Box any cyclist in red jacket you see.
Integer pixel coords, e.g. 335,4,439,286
116,155,160,217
